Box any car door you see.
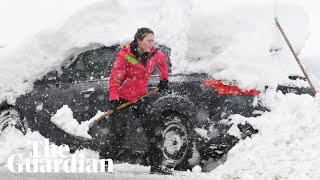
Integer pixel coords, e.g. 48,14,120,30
58,46,120,121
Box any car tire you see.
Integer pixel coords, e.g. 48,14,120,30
161,112,196,169
0,108,26,136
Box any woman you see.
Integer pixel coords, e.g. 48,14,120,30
104,27,171,175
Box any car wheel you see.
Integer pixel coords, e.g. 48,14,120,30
0,108,26,136
161,113,195,169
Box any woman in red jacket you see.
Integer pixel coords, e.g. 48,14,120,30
103,28,171,174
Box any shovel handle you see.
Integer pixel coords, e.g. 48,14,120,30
91,88,160,126
275,18,317,96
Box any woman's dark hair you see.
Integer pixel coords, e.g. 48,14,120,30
134,27,154,40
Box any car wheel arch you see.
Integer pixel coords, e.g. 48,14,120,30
153,96,198,121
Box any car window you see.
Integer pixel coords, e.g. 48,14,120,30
60,44,171,82
60,46,121,82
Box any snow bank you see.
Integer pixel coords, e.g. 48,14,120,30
1,0,320,178
182,0,310,90
0,0,102,49
0,0,312,103
207,92,320,179
0,127,99,169
0,128,44,166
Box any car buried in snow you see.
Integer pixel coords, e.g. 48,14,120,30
0,45,313,172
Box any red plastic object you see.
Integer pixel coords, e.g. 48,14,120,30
203,80,261,96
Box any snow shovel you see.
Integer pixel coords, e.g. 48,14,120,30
70,88,160,141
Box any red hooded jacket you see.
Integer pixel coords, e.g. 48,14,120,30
109,43,169,102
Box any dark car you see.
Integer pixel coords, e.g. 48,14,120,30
0,44,313,172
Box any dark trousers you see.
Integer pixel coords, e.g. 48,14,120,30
100,97,163,167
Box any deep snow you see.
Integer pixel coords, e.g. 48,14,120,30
1,0,320,179
1,0,319,103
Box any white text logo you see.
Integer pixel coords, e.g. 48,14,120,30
7,139,113,173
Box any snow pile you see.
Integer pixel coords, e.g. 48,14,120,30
0,0,314,103
0,128,44,166
50,105,106,140
1,0,320,178
0,0,102,49
181,1,309,90
0,127,100,169
207,92,320,179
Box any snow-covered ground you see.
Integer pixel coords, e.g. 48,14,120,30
1,0,320,179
